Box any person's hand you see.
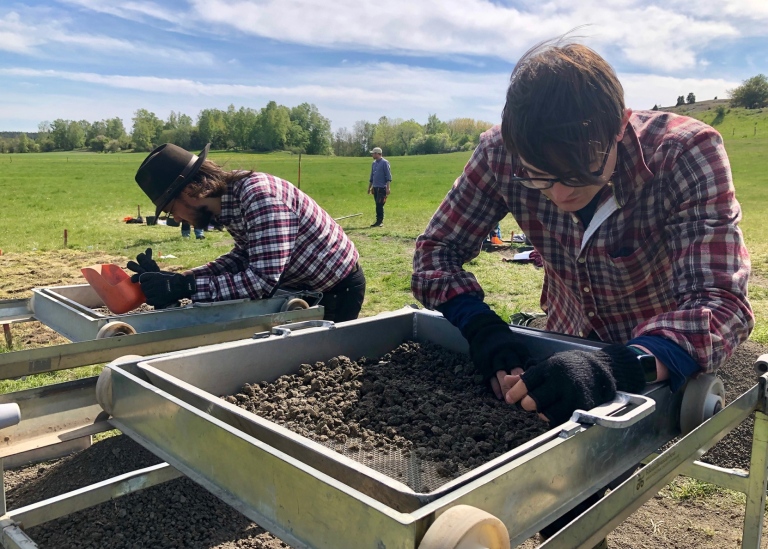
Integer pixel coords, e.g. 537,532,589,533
386,188,391,195
504,344,647,425
368,187,372,194
126,248,160,280
461,313,528,398
489,367,525,400
136,272,196,309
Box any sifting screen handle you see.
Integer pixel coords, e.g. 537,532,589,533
565,392,656,432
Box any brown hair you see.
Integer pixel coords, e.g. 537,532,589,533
184,160,254,199
501,39,624,185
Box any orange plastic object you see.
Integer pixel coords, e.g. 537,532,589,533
81,264,146,315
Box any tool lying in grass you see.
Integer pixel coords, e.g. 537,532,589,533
333,213,363,221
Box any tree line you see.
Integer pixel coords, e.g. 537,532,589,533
0,101,492,157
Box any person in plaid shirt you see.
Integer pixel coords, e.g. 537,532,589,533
412,41,753,426
128,143,365,322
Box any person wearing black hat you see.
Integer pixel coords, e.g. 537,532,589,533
128,143,366,322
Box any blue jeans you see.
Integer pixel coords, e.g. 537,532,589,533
181,221,204,238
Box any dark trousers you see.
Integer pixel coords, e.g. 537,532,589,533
372,188,387,223
319,263,366,322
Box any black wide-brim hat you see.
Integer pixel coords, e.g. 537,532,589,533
135,143,211,219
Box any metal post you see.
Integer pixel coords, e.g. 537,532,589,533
1,458,6,516
741,409,768,548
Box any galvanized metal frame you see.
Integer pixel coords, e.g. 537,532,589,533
0,308,765,549
29,285,321,343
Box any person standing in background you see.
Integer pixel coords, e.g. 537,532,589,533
367,147,391,227
180,220,205,240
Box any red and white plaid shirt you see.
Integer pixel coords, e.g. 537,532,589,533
412,111,753,372
190,173,359,301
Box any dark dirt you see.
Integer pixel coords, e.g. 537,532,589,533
223,341,548,490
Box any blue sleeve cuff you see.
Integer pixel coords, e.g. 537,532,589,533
628,335,700,392
436,294,492,332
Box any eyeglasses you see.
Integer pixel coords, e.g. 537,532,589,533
510,141,614,190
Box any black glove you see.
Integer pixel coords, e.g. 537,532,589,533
461,313,528,380
520,344,647,425
126,248,160,281
136,272,196,309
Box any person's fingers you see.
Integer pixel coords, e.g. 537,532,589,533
538,412,549,422
130,273,140,283
519,395,538,412
499,373,522,395
126,261,144,274
537,398,576,426
490,376,503,400
504,376,528,404
145,248,153,261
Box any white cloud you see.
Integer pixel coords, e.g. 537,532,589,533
181,0,744,72
620,73,740,109
0,10,213,65
58,0,181,25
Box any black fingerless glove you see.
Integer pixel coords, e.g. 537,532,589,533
461,313,528,380
520,343,647,425
126,248,160,280
137,272,196,309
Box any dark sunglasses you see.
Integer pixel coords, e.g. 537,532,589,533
511,141,614,190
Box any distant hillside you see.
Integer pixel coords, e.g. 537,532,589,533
0,131,39,140
654,99,767,140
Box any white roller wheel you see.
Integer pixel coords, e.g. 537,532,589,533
96,354,144,415
96,321,137,339
418,505,510,549
680,374,725,435
280,298,309,312
754,354,768,375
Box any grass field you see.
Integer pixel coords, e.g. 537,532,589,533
1,106,766,344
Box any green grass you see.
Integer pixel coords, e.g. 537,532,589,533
1,117,766,363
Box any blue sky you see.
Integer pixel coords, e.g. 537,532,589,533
1,0,766,133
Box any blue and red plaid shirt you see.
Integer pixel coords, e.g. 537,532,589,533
412,111,753,372
190,173,359,301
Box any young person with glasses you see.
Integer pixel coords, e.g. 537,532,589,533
412,39,753,425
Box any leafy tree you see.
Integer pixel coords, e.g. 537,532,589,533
16,133,30,153
290,103,332,155
728,74,768,109
652,104,659,111
89,135,109,152
50,119,69,149
67,122,86,149
333,127,357,157
131,109,164,151
395,120,423,155
197,109,228,149
372,116,397,155
254,102,290,151
425,113,447,135
162,111,194,149
686,93,696,104
87,121,107,142
675,96,685,107
352,121,376,156
287,122,309,152
228,106,258,150
105,117,126,140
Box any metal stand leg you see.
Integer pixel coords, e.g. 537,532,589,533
742,410,768,548
1,458,5,516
